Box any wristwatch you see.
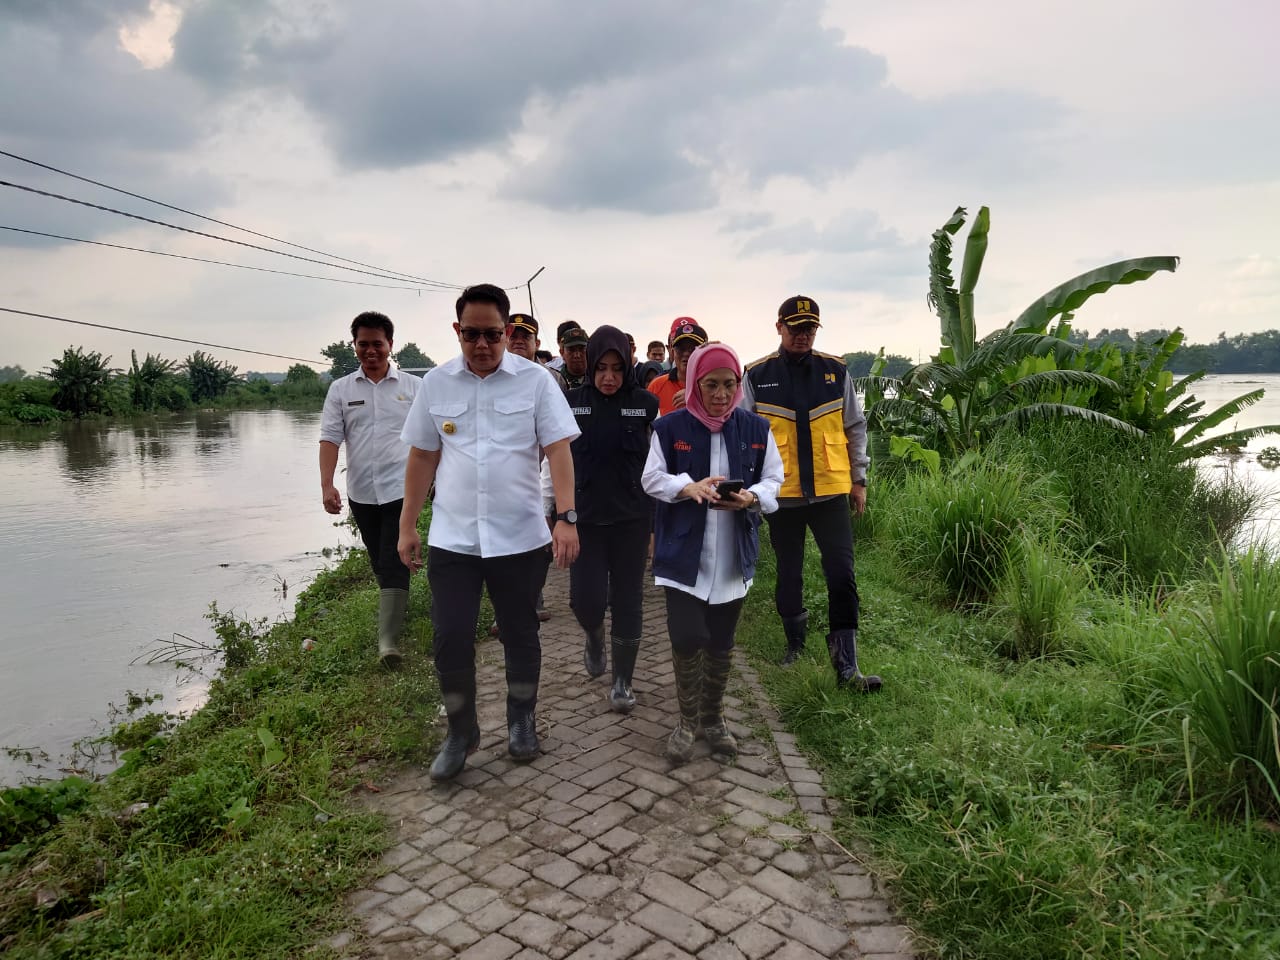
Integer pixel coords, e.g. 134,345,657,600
852,479,867,488
554,509,578,524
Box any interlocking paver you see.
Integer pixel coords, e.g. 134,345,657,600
341,568,915,958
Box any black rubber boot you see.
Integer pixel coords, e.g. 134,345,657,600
666,649,702,764
700,651,737,761
506,666,541,762
429,669,480,781
583,623,607,678
608,637,640,713
780,609,808,666
827,629,883,693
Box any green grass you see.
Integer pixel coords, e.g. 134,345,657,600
0,518,442,957
738,524,1280,959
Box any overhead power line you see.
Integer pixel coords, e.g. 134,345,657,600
0,148,456,288
0,178,465,288
0,225,428,292
0,306,327,366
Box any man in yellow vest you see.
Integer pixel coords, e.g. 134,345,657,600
742,296,883,692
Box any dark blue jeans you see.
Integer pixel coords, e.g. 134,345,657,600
766,496,859,632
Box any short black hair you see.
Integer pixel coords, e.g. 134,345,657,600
351,311,393,341
455,284,511,322
647,340,665,352
535,349,553,363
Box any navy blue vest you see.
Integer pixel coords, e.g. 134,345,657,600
652,408,771,587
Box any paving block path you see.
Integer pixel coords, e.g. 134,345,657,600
335,566,917,959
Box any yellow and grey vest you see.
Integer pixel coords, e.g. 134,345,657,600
744,350,852,499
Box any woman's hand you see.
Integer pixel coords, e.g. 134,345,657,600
714,489,756,512
680,475,726,504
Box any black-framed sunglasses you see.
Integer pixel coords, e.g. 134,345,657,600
459,327,504,344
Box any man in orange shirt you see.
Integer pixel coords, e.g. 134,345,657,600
646,320,707,416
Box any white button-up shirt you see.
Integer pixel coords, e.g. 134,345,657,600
642,428,784,603
319,362,421,505
401,351,580,558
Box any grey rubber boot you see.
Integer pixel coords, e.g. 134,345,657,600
666,649,703,764
608,637,641,713
827,629,883,693
780,608,808,666
378,588,409,668
583,623,607,678
700,651,737,761
429,669,480,781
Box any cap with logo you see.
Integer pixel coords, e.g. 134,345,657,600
668,316,697,343
509,313,538,335
778,295,821,326
671,321,709,348
557,321,589,347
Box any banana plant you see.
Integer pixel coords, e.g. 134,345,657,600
860,206,1168,460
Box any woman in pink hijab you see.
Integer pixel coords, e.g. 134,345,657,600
641,342,784,763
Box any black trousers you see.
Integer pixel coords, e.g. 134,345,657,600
427,546,550,720
349,498,410,591
766,497,859,632
570,517,649,638
664,587,745,655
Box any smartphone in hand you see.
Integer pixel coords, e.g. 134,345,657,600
711,479,745,508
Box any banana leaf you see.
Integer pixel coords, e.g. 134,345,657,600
1011,257,1179,334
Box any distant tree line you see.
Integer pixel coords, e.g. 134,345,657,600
2,340,440,425
1064,328,1280,374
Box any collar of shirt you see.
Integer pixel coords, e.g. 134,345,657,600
354,359,403,383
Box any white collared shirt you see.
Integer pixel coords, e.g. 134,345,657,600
320,362,421,505
642,428,784,603
401,351,580,557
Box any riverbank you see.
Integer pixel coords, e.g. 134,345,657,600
0,536,440,957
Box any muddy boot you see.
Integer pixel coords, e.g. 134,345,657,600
780,608,807,666
828,629,883,693
429,669,480,781
666,649,703,764
700,650,738,761
583,623,607,678
506,667,541,762
608,637,640,713
378,588,409,668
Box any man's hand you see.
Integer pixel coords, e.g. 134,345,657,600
672,388,686,409
398,529,424,572
321,484,343,515
552,521,579,568
849,484,867,516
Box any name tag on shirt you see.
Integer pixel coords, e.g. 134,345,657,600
347,400,365,406
571,406,591,415
621,408,648,416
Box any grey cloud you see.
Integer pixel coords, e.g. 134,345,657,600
741,210,906,257
720,212,775,233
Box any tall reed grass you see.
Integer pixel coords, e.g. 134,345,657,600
992,531,1092,660
885,456,1059,602
1162,548,1280,816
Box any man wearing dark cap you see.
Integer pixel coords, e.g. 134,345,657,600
557,322,590,389
742,296,883,693
508,313,567,391
647,319,707,416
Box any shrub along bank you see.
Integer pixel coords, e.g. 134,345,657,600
737,421,1280,959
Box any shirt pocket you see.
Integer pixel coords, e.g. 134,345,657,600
493,397,536,446
429,401,468,440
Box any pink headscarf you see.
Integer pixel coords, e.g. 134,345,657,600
684,342,743,434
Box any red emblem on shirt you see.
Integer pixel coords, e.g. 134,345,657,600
674,440,692,452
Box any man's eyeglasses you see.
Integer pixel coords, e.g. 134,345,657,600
459,327,504,344
786,323,819,337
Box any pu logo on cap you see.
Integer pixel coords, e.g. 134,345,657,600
797,300,812,313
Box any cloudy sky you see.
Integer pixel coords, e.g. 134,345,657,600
1,0,1276,376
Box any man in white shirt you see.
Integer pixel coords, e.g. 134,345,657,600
319,311,421,667
398,284,581,781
